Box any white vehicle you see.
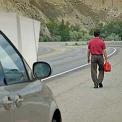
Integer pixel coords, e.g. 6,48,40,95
0,13,62,122
0,12,40,68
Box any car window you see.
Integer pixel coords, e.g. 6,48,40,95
0,33,29,85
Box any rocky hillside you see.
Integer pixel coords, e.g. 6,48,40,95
0,0,121,29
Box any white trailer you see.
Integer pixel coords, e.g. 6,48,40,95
0,12,40,68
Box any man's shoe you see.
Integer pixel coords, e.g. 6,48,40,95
94,85,98,88
99,83,103,88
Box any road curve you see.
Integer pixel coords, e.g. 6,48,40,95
39,46,115,76
46,47,122,122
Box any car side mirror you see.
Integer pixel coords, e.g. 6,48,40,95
33,62,51,80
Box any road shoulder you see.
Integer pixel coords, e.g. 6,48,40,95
46,47,122,122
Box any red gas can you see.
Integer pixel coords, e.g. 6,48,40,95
104,62,111,72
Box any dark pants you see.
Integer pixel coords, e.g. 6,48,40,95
91,55,104,86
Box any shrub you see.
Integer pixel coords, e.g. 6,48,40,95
105,33,121,41
46,19,70,41
58,20,70,41
51,35,61,42
89,21,122,41
46,19,59,36
101,21,122,40
39,35,50,42
82,33,93,42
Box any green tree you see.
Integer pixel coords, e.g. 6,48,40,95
58,19,70,41
90,21,122,41
46,19,59,36
106,33,121,41
101,21,122,40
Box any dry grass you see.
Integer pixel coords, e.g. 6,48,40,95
0,0,121,26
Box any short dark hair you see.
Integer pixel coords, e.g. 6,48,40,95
94,29,100,37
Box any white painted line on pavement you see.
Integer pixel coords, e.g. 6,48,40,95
42,48,117,81
108,47,117,57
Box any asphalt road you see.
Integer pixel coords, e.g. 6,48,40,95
46,47,122,122
38,46,115,76
38,44,54,56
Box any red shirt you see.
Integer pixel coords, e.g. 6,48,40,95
88,37,106,55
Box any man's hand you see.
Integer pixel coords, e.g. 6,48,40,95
103,49,108,62
88,58,90,63
87,49,91,63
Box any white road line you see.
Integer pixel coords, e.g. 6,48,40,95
42,48,117,81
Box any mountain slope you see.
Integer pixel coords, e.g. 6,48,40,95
0,0,121,28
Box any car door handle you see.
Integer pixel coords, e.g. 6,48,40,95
3,96,13,110
15,95,23,108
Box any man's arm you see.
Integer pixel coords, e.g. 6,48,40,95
103,49,108,62
87,49,91,63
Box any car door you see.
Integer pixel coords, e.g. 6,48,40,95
0,31,51,122
8,79,51,122
0,33,14,122
0,86,14,122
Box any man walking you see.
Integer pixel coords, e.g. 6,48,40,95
88,30,107,88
